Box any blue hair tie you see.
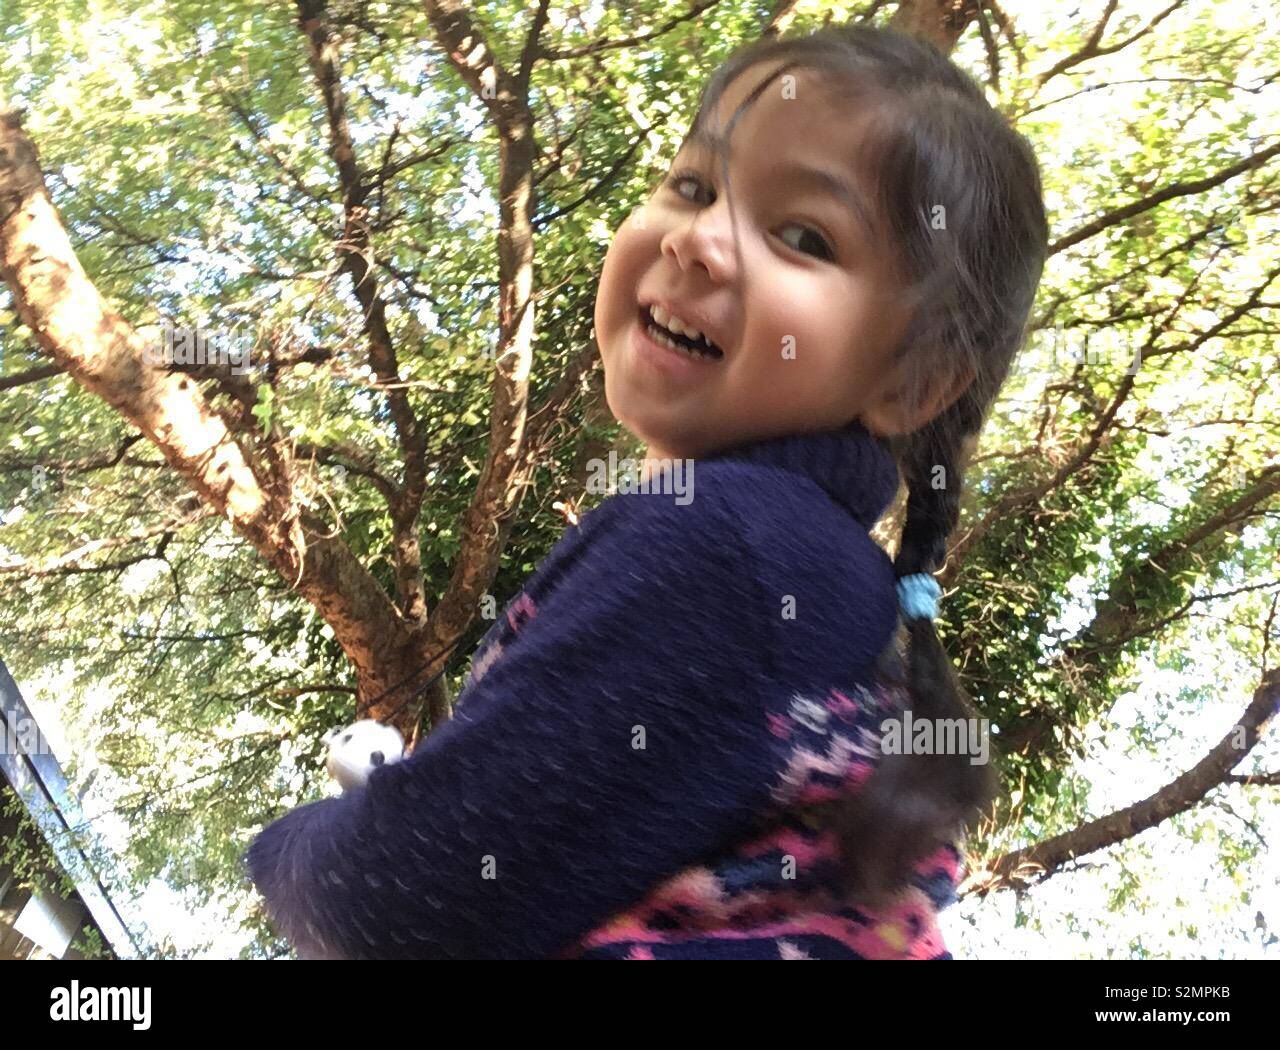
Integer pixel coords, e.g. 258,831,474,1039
896,573,941,621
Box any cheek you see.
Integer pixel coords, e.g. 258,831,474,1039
744,275,842,362
739,279,871,403
596,216,665,337
595,226,642,328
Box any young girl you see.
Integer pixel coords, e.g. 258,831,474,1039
246,24,1048,960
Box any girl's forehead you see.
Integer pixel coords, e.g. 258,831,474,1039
691,62,880,157
687,71,882,175
693,59,799,140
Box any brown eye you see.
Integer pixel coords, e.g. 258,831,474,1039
778,222,835,262
666,170,713,205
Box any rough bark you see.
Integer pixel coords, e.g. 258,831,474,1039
0,106,425,735
295,0,431,632
889,0,982,53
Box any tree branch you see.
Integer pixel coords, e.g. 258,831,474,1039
295,0,430,625
0,361,62,389
1050,140,1280,257
0,515,202,577
414,0,548,730
889,0,981,54
539,1,722,60
0,103,422,722
1034,0,1190,89
946,259,1280,580
965,666,1280,895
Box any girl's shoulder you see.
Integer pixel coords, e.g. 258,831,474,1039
606,453,889,553
465,455,899,698
585,454,897,606
680,455,897,612
605,458,900,682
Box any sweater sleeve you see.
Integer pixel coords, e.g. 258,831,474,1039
244,480,898,959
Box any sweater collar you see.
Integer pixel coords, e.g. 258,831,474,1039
708,420,900,529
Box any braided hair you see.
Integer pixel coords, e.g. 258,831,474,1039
687,25,1049,904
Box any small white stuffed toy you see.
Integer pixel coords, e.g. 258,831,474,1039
323,719,405,792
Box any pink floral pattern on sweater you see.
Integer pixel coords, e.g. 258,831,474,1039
561,679,964,960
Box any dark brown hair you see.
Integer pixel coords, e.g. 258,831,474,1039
686,25,1049,905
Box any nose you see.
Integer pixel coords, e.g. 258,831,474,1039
660,197,738,285
369,750,384,766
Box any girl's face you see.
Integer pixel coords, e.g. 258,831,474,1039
594,61,923,462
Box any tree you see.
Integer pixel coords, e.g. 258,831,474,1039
0,0,1275,956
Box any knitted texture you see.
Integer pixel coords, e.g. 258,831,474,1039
244,420,964,959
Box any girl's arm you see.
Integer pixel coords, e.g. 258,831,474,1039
244,476,897,959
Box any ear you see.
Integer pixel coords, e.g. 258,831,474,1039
861,357,975,438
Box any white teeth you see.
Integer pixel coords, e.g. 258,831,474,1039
646,323,716,360
649,305,704,343
667,315,696,339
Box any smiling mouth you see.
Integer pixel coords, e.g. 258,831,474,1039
638,304,724,360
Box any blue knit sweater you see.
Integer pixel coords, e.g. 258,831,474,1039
244,421,955,960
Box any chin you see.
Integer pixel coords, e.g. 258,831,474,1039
603,388,662,451
600,361,713,460
639,420,715,462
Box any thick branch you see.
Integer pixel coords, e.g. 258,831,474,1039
0,361,62,389
295,0,430,625
996,465,1280,756
889,0,981,54
0,105,420,723
416,0,546,730
1074,465,1280,654
965,666,1279,895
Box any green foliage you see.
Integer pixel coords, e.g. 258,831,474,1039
0,0,1275,956
1,784,77,902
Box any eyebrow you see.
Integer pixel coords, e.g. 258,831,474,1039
682,128,879,244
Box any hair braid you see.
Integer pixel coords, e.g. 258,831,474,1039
823,403,998,908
